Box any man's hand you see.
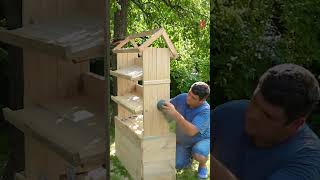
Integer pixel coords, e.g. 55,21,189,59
162,102,178,117
162,101,199,136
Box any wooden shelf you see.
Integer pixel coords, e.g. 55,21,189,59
0,16,104,61
3,96,105,166
110,65,143,81
111,93,143,114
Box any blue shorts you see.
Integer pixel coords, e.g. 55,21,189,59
176,138,210,169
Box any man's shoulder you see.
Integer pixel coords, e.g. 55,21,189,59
213,99,250,117
171,93,187,102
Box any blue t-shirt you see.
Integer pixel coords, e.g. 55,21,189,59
170,93,210,147
212,100,320,180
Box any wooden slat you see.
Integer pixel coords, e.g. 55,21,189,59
138,29,164,52
142,48,170,136
115,117,142,179
144,79,170,85
110,65,143,81
161,30,178,59
130,39,138,48
112,48,140,53
134,57,143,67
81,72,105,109
135,84,143,97
127,28,162,40
112,37,130,53
111,94,143,114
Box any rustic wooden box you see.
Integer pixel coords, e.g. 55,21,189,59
111,29,178,180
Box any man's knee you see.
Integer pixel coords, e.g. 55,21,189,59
192,139,210,158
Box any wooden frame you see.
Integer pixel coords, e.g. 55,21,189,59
112,28,178,59
111,29,178,180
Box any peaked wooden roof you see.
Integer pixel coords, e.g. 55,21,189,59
112,28,178,59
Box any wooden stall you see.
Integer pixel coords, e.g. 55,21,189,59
0,0,106,179
111,28,178,180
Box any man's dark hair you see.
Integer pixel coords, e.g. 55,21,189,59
190,82,210,100
258,64,320,124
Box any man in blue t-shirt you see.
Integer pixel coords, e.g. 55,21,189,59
212,64,320,180
161,82,210,179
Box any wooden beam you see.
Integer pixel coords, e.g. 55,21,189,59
127,28,162,40
161,30,178,59
130,39,138,48
143,79,170,85
138,28,164,52
112,47,140,53
112,37,129,52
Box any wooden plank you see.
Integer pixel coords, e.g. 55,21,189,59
142,134,176,163
142,134,176,179
130,39,138,48
23,50,59,104
116,53,138,118
138,29,164,52
161,30,178,59
134,57,143,67
112,47,140,53
115,118,142,179
144,79,170,85
111,94,143,114
143,84,170,136
156,48,170,80
81,72,105,109
112,37,130,53
110,65,142,81
127,28,162,40
142,48,170,136
135,84,143,97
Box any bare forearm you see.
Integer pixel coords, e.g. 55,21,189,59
173,111,198,136
212,155,238,180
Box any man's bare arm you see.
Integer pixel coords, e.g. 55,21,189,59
162,102,199,136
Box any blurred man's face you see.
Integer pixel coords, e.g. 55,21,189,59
186,90,204,108
245,90,304,147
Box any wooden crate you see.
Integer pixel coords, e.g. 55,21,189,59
111,29,178,180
